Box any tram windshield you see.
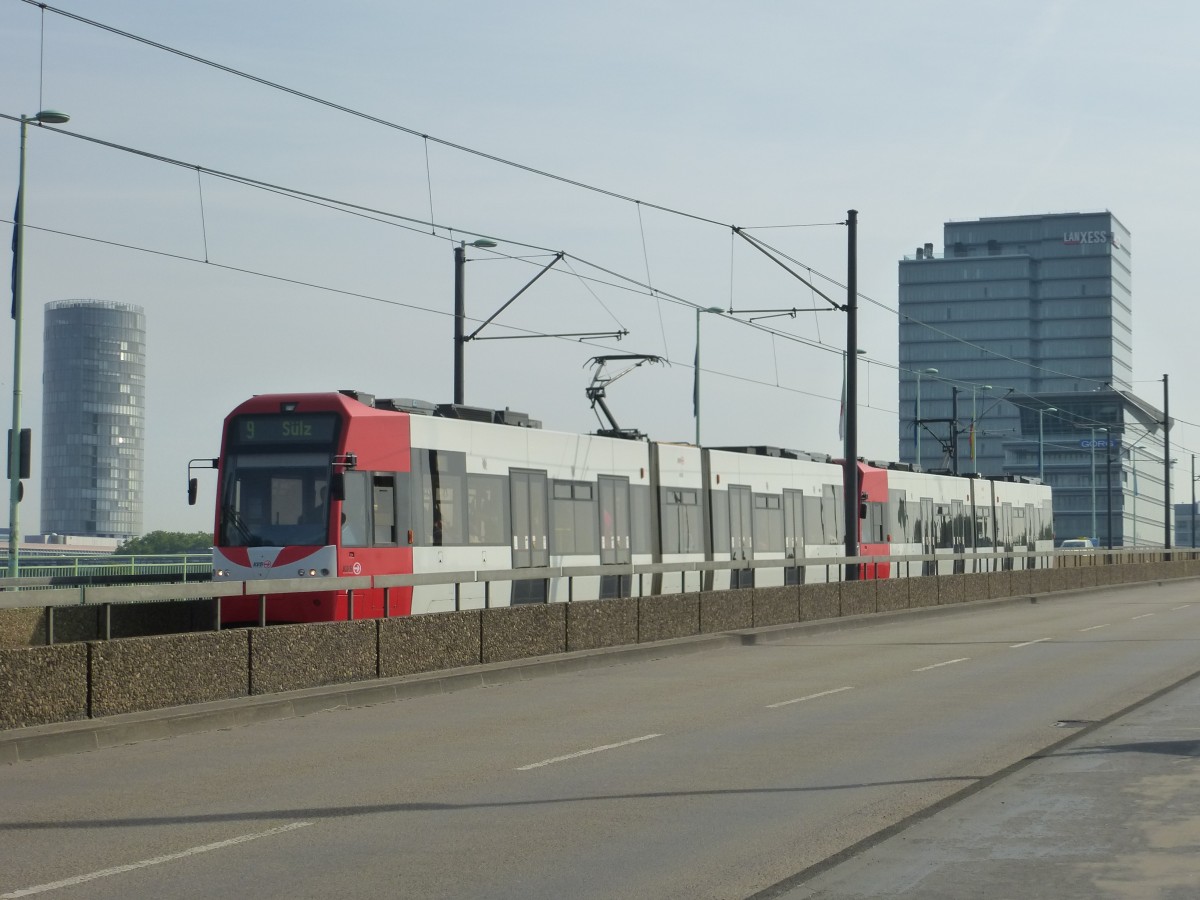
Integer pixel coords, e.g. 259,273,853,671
219,451,332,547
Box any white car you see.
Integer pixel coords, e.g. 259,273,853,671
1060,539,1093,550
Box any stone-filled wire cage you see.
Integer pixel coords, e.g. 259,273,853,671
41,300,146,539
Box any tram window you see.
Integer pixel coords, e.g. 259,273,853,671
753,494,784,553
340,472,370,548
631,484,654,554
802,495,823,545
411,449,467,546
373,475,397,546
467,475,507,545
551,479,597,554
711,491,730,555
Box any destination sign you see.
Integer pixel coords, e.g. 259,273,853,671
231,414,338,446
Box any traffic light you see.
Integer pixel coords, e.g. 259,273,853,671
7,428,31,480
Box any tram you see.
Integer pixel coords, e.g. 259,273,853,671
201,390,1053,623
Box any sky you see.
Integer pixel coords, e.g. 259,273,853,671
2,0,1199,534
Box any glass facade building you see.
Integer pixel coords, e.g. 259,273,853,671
41,300,146,539
897,212,1169,547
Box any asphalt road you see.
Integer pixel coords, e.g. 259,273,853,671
3,580,1199,899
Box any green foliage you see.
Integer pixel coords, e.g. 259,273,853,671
114,530,213,555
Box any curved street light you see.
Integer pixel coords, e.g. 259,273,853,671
9,109,70,578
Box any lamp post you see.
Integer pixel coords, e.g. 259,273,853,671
1191,454,1198,549
915,367,938,468
969,384,992,474
694,306,723,445
1092,427,1106,544
452,237,498,406
8,109,69,579
1037,406,1057,481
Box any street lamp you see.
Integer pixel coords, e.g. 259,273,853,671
1092,427,1106,544
452,237,498,406
1037,406,1057,481
915,367,938,468
969,384,992,474
693,306,723,445
9,109,70,579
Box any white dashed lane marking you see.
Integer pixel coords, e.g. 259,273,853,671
1,822,312,898
767,686,855,709
517,734,663,771
913,658,970,672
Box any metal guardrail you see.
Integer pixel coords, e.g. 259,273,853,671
1,547,1193,644
3,552,213,582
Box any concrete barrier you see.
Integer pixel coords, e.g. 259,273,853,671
799,582,839,620
700,589,753,633
379,610,481,677
987,570,1011,599
481,603,566,663
876,578,909,612
0,644,88,729
250,621,376,695
751,585,800,627
840,580,877,617
90,631,249,718
638,593,700,642
938,574,967,605
4,560,1199,735
566,597,638,651
963,573,989,603
909,576,938,608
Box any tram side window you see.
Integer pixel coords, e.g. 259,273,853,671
821,485,844,544
373,476,396,546
711,490,730,555
888,490,908,543
411,449,466,547
341,471,371,548
753,494,784,553
551,480,597,554
467,475,507,545
864,502,886,543
631,484,653,555
802,495,823,546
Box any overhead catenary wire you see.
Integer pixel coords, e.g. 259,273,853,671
8,2,1172,423
5,4,1193,454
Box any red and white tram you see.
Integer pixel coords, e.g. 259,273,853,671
206,390,1053,624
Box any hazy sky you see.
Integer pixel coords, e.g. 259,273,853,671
3,0,1199,534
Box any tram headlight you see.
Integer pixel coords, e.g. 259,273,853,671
215,568,228,577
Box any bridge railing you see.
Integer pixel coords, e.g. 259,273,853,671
3,546,1193,645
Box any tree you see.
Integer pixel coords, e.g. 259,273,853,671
114,531,213,555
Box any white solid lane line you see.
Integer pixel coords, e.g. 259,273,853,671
1010,638,1052,648
517,734,663,771
913,658,970,672
1079,624,1110,632
767,686,855,709
1,822,312,898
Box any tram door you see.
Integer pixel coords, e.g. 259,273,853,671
920,497,935,576
783,489,805,585
598,475,632,598
729,485,754,588
510,469,549,604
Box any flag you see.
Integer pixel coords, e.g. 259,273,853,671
10,189,20,320
692,339,699,420
838,368,846,440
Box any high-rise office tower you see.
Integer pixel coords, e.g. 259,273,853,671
898,212,1169,547
41,300,146,539
899,211,1132,476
